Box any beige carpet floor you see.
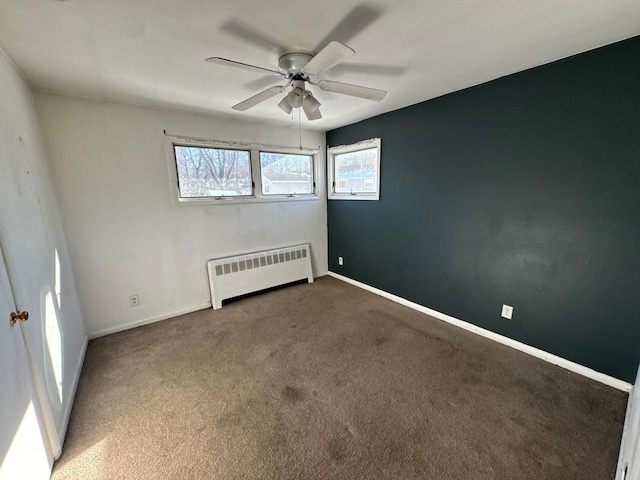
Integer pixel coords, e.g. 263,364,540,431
52,276,627,479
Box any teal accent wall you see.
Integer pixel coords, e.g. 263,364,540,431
327,36,640,382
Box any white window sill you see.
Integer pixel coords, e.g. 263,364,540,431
328,194,379,201
174,194,322,206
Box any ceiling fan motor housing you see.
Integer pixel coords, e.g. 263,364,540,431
278,52,313,76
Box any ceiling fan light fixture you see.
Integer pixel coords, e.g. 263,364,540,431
287,87,304,108
302,92,321,113
278,96,293,114
303,104,322,121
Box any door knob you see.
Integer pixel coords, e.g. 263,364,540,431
10,311,29,325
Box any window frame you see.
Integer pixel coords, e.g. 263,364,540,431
259,151,315,197
165,134,321,205
327,137,381,201
173,143,254,199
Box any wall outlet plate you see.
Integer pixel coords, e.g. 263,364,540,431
501,304,513,319
338,256,344,266
130,294,140,307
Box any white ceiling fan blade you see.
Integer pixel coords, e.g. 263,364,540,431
232,86,285,111
313,5,384,53
318,80,387,101
302,41,355,77
219,20,289,53
206,57,283,77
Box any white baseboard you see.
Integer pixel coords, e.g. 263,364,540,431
88,303,212,339
88,276,326,340
327,272,632,392
56,334,89,458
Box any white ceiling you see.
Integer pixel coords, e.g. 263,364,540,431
1,0,639,131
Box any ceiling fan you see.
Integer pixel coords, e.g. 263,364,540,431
206,41,387,121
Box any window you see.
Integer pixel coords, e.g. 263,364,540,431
174,145,252,198
260,152,314,196
165,135,320,204
328,138,381,200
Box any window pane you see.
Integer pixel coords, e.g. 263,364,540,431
334,147,378,193
174,146,252,198
260,152,313,195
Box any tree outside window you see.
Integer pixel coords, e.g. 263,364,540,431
174,146,252,197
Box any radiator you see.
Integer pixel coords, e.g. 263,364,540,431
206,244,313,309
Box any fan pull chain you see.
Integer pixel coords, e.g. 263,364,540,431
298,107,302,150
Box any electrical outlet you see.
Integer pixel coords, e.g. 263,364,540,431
130,295,140,307
501,304,513,319
338,256,344,266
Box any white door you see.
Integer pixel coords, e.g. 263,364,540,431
0,113,63,456
0,244,52,479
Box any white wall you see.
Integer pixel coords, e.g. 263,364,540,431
0,50,86,446
36,93,328,337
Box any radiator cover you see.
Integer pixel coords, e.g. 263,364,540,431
206,244,313,309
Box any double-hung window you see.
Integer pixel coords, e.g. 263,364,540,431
327,138,381,200
166,135,319,204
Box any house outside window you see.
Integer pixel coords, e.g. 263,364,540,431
328,138,381,200
260,152,314,196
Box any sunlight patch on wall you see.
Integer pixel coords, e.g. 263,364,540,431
54,249,61,309
45,291,63,403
